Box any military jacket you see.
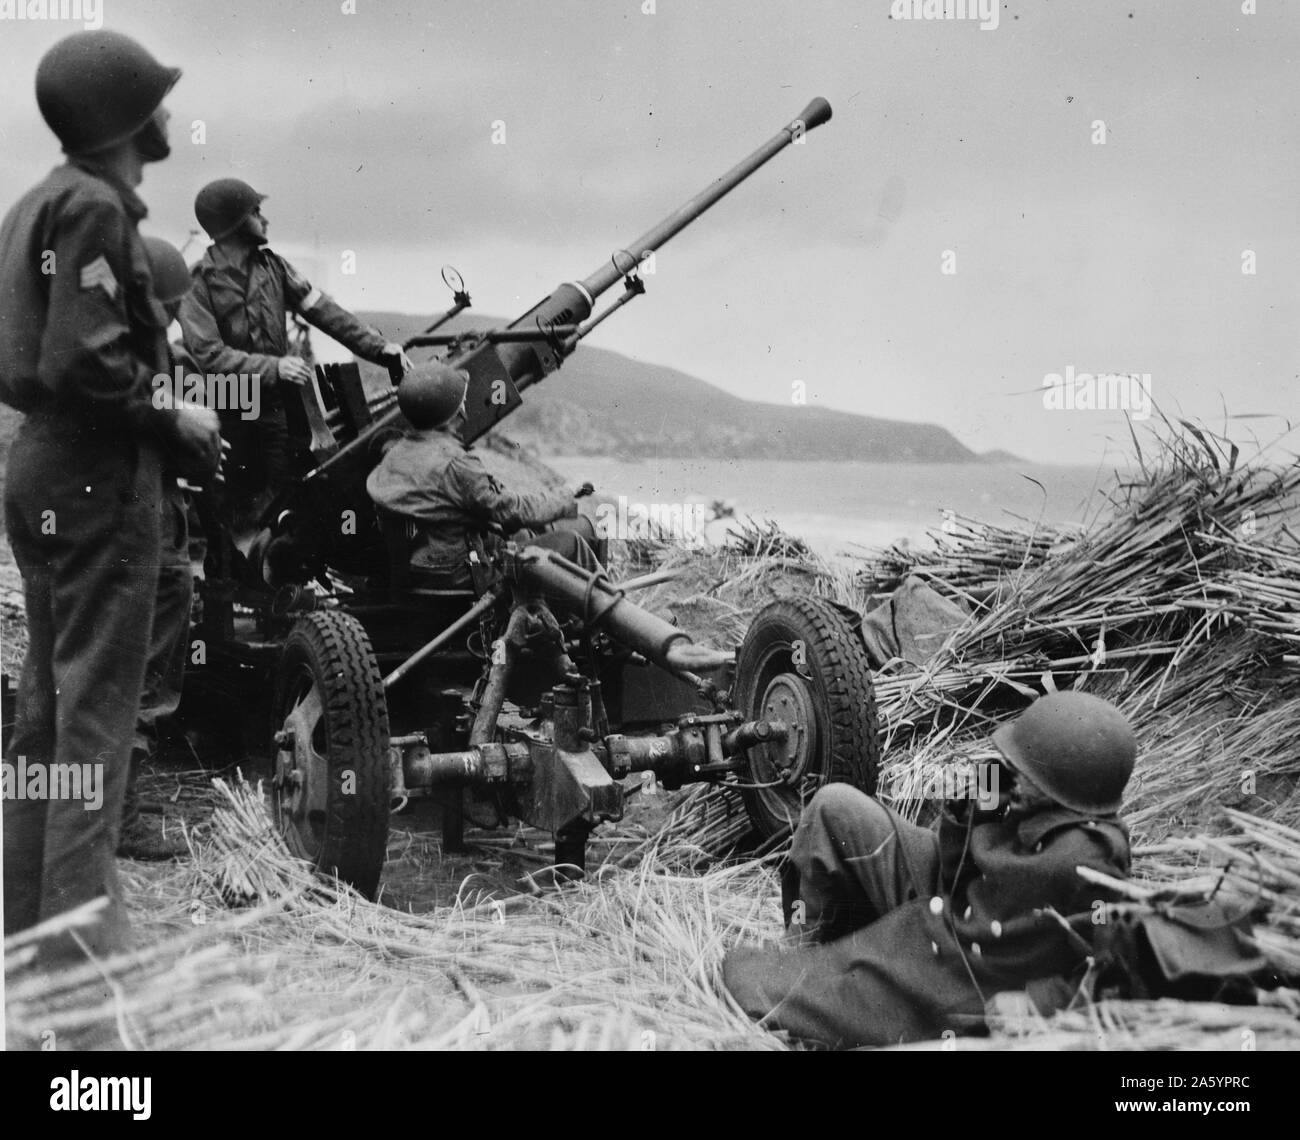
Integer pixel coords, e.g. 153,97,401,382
0,160,170,433
367,427,576,582
180,242,388,407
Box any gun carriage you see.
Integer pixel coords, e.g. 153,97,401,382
189,98,882,897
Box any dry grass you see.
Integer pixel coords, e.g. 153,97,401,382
5,778,788,1051
6,421,1300,1051
7,780,1300,1051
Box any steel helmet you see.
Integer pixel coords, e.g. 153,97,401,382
141,236,192,305
195,178,267,241
36,31,180,156
992,691,1136,815
398,363,469,430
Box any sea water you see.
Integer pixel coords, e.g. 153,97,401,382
546,456,1116,558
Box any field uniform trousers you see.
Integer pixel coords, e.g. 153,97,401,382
123,480,193,829
3,415,163,953
527,522,605,572
725,785,948,1045
782,784,941,939
216,403,293,538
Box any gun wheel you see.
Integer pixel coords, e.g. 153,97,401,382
271,610,391,898
734,597,880,838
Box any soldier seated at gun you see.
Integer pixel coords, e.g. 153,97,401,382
179,177,411,547
723,691,1138,1048
367,362,599,589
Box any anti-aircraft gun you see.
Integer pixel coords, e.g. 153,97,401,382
191,97,881,897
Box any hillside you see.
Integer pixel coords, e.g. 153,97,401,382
355,312,981,462
0,313,989,484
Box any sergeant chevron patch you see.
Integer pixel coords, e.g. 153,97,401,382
79,255,119,300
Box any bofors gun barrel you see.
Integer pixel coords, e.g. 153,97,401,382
511,546,733,677
494,96,834,395
306,97,831,480
580,97,832,299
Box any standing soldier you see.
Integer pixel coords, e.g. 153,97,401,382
180,179,411,541
0,32,221,959
117,236,213,862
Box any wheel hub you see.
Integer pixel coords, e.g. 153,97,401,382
273,685,327,857
753,672,814,786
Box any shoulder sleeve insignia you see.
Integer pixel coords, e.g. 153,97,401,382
79,255,120,300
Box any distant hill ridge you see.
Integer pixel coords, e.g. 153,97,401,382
356,311,992,463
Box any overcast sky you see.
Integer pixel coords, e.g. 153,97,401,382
2,0,1297,464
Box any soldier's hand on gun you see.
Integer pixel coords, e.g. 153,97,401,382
277,355,313,387
573,482,595,499
380,342,413,376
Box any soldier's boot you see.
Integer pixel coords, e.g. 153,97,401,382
117,749,187,861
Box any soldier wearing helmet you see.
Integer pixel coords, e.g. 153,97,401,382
180,177,410,538
366,362,595,588
0,32,221,959
723,690,1137,1048
116,237,212,862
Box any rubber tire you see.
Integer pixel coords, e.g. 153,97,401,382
733,596,880,837
272,610,390,898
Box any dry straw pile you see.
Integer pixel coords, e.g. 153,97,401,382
5,778,783,1051
6,422,1300,1050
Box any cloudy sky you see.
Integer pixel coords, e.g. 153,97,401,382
2,0,1297,464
